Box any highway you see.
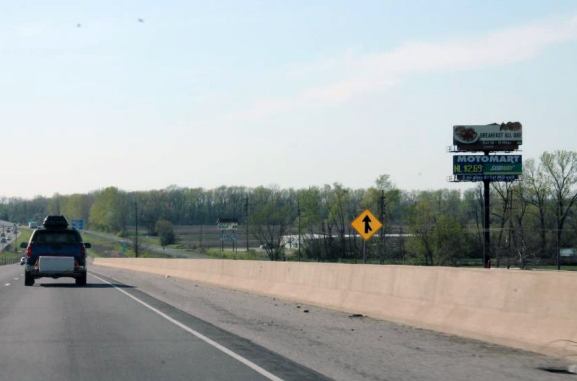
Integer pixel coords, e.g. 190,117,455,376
0,264,327,381
0,262,572,381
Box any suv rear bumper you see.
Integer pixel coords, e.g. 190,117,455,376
25,265,86,279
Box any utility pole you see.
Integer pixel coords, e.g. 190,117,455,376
504,188,510,269
297,200,301,262
379,190,386,264
134,200,139,258
245,195,249,251
14,224,18,253
557,210,561,271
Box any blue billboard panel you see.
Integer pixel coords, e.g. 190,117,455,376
453,155,522,177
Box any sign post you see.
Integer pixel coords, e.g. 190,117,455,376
13,224,17,254
351,209,383,264
217,218,239,252
72,220,84,231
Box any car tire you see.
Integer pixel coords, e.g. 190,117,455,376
24,271,34,286
76,271,87,286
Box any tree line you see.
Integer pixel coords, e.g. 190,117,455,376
1,150,576,266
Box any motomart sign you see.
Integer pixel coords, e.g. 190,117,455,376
453,155,522,182
453,122,522,152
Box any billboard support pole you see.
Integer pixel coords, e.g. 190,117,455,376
483,151,491,268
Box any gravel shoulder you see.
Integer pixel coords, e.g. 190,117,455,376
89,263,572,381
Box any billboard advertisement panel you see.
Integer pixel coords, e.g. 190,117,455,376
218,222,238,230
453,155,522,181
453,122,522,151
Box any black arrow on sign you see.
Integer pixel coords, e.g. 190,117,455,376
362,215,372,234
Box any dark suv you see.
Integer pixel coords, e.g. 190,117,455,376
21,215,91,286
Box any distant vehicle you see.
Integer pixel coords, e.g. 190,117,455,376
21,215,91,286
20,257,25,266
28,222,38,229
0,237,6,243
259,243,279,250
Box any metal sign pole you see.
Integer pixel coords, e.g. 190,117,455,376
363,240,366,264
245,196,249,252
483,178,491,268
297,201,301,262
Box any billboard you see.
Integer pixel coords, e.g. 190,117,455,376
217,218,238,230
218,222,238,230
453,155,522,182
220,234,237,242
453,122,522,151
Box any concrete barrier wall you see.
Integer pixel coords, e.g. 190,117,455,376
93,258,577,357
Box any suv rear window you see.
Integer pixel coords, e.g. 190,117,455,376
32,230,82,244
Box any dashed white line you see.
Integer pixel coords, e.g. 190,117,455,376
90,272,285,381
4,283,10,286
14,278,18,280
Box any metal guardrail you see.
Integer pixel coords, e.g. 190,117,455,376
0,258,19,266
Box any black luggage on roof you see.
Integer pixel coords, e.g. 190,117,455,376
43,215,69,229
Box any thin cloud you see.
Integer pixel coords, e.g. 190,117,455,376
228,14,577,121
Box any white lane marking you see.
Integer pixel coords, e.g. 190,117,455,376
14,278,18,280
89,273,285,381
4,283,10,286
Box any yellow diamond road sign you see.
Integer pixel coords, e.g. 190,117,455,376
351,209,383,241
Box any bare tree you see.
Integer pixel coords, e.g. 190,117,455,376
408,193,436,265
250,187,293,261
322,183,351,261
464,184,484,252
509,182,535,268
523,158,551,258
297,187,323,260
47,193,63,215
491,182,514,267
541,151,577,269
363,174,398,264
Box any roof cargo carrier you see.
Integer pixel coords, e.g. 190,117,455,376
42,215,69,229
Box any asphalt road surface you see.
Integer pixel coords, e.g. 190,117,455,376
0,264,328,381
1,262,573,381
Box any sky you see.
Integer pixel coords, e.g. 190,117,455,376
1,0,576,199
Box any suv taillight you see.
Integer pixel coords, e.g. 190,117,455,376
81,245,86,259
26,246,32,258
